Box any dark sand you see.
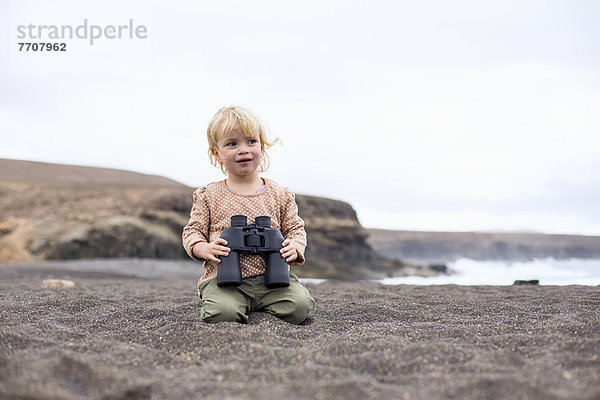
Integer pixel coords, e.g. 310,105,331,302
1,260,599,400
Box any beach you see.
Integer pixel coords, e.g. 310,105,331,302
1,260,599,400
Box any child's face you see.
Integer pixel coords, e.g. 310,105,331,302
217,124,262,178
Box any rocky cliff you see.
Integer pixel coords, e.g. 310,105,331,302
0,159,409,279
367,228,600,263
293,195,406,278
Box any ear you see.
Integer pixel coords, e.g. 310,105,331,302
210,147,222,162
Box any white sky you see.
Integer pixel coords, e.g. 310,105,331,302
1,0,599,235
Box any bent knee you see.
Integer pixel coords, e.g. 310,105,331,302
272,295,315,325
201,300,248,324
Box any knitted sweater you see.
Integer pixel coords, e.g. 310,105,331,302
182,178,307,283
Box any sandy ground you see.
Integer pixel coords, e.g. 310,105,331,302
1,259,599,400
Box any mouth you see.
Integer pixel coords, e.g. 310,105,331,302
236,158,253,164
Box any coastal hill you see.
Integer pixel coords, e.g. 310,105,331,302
0,158,409,279
367,228,600,264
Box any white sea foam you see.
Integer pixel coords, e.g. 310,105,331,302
378,258,600,286
299,278,328,285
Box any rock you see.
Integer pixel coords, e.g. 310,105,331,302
42,279,75,288
34,215,187,260
429,264,448,273
0,217,35,262
295,194,406,278
513,280,540,285
562,371,573,380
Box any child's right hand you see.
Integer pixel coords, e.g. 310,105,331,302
192,238,230,263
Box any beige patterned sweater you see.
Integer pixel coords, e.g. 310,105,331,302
182,178,307,284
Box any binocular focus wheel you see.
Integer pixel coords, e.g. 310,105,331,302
230,215,247,227
255,216,271,228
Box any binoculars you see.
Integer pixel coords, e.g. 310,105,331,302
216,215,290,288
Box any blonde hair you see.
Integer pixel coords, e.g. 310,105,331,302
207,106,278,174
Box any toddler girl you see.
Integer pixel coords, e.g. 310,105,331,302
182,106,315,324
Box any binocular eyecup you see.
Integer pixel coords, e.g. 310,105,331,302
216,215,290,289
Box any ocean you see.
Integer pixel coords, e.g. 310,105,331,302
378,258,600,286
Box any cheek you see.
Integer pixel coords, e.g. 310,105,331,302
219,148,234,158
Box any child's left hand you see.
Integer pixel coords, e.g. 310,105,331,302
280,239,299,262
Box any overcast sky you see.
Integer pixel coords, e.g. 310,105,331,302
2,0,599,235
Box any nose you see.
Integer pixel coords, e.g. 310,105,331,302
237,143,250,154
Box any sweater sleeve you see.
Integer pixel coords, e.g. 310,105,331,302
280,188,307,266
182,187,210,262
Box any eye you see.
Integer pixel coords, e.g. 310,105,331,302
248,138,258,145
225,141,236,147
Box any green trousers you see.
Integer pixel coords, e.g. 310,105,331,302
198,272,315,324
